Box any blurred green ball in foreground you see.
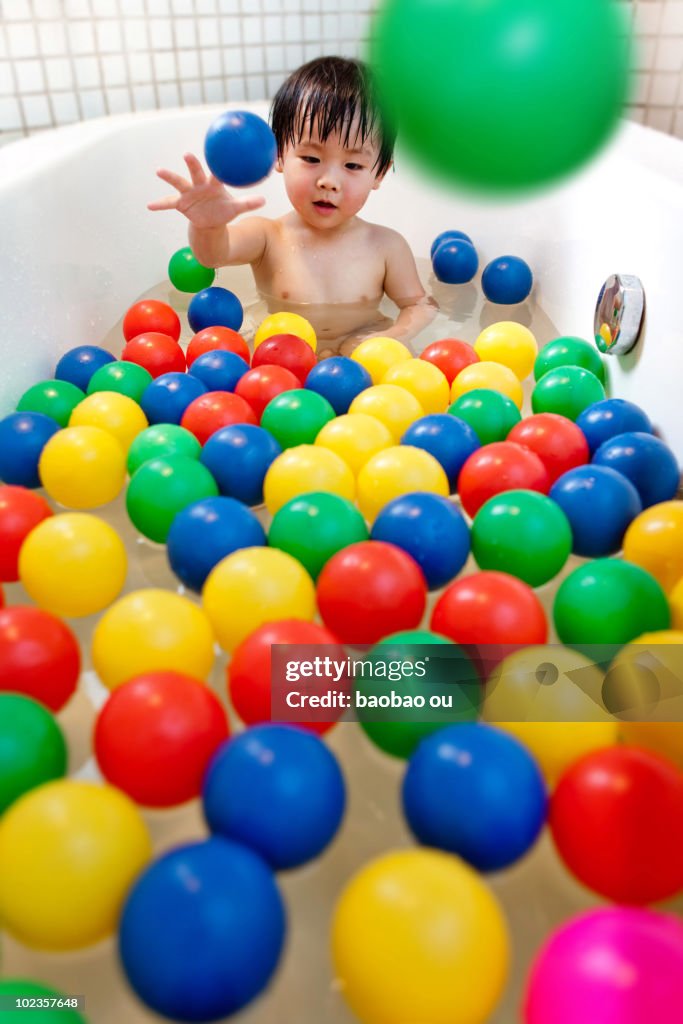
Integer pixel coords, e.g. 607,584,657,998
369,0,632,193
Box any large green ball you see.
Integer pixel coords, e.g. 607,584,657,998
534,336,606,385
532,366,606,421
16,380,84,426
448,388,521,445
127,423,201,475
268,491,369,579
126,455,218,543
87,360,153,402
369,0,631,193
168,246,215,292
261,389,336,448
0,694,67,814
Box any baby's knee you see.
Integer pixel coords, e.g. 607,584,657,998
338,336,362,358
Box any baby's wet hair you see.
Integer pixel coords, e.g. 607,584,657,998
270,56,395,178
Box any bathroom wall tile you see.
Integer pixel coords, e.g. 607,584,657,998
37,21,68,56
175,18,197,48
67,20,96,55
92,0,118,15
52,91,80,124
178,50,200,77
102,54,127,86
201,48,222,77
651,70,680,103
265,45,285,72
264,16,283,43
45,58,74,90
153,51,177,81
0,96,22,130
645,104,674,130
634,1,663,34
656,36,683,70
674,108,683,139
181,79,202,103
243,18,263,45
148,18,173,49
64,0,92,16
244,47,265,74
203,78,226,102
15,59,45,93
662,3,683,34
158,82,181,107
132,83,156,109
0,61,13,96
106,86,132,113
129,53,153,83
220,17,241,46
124,20,148,51
224,48,244,76
74,56,101,88
147,0,171,14
4,0,32,18
21,93,51,127
96,21,123,54
198,17,220,47
7,22,39,59
227,78,246,101
246,75,267,101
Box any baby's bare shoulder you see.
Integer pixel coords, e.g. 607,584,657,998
360,220,411,253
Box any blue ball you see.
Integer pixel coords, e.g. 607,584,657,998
0,412,60,488
549,464,642,557
370,492,470,590
140,372,207,425
576,398,654,454
189,350,249,392
119,837,286,1022
203,725,346,870
402,723,547,872
430,230,473,260
188,287,243,333
167,495,266,592
592,431,680,508
200,424,282,505
55,345,115,391
482,255,533,304
305,356,372,415
432,239,479,284
401,413,480,491
205,110,277,187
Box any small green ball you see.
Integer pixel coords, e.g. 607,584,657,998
127,423,201,475
261,389,336,448
0,980,87,1023
126,455,218,543
534,336,606,384
532,366,606,421
16,379,84,426
268,491,368,579
448,388,521,445
87,360,153,402
168,246,216,292
0,694,67,815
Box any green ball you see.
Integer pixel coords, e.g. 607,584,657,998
0,980,87,1023
532,366,606,421
261,389,336,448
369,0,631,193
127,423,201,475
472,489,572,587
534,336,606,385
126,455,218,543
168,246,216,292
448,388,521,445
87,360,153,402
268,491,368,579
16,380,84,427
0,694,67,814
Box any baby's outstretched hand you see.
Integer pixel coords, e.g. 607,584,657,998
147,153,265,228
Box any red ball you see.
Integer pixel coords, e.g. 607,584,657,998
122,332,186,378
420,338,479,384
458,440,550,517
180,391,257,444
234,364,301,422
186,326,251,367
550,746,683,905
251,334,317,385
317,541,427,646
94,671,229,807
228,619,345,735
431,570,547,649
0,485,54,581
123,299,181,342
0,605,80,711
508,413,590,484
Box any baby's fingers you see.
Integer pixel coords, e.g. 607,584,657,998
184,153,208,187
155,167,191,192
147,194,180,212
232,195,266,216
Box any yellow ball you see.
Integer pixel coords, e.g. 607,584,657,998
349,384,425,442
202,547,316,652
357,445,449,522
451,361,524,409
382,358,450,414
69,390,148,452
92,588,215,689
254,312,317,352
18,512,127,618
0,780,151,951
264,444,355,515
620,722,683,769
351,336,412,384
474,322,538,380
607,629,683,724
332,848,509,1024
315,413,394,477
39,425,127,509
672,580,683,630
622,501,683,594
499,723,618,783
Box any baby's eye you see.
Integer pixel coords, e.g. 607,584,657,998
346,163,364,171
300,155,319,164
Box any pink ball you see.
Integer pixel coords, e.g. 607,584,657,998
525,907,683,1024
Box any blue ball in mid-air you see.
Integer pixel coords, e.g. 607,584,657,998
592,431,680,509
549,464,642,557
430,229,473,260
305,356,372,415
205,110,277,187
482,255,533,304
167,495,266,592
576,398,653,454
188,286,244,333
432,238,479,284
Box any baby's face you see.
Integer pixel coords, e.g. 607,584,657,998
277,120,385,230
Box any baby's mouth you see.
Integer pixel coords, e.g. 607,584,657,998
313,200,337,209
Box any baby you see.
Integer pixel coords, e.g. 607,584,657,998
149,56,437,357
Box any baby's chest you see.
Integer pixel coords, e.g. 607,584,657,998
261,236,386,303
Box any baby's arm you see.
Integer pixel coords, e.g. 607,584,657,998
380,229,438,344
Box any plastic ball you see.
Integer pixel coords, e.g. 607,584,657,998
180,390,257,444
305,355,372,413
168,245,215,292
126,455,219,543
430,229,473,259
666,578,683,629
201,423,282,505
474,321,537,380
264,444,355,515
576,397,653,453
268,491,368,579
119,837,285,1022
332,848,509,1024
620,720,683,770
203,724,345,869
0,980,87,1024
0,606,80,711
532,365,606,420
189,348,249,392
592,431,680,508
123,298,180,342
315,412,394,476
234,364,301,421
127,422,201,475
605,629,683,723
251,333,317,384
0,485,53,581
622,501,683,594
122,331,186,378
0,411,60,488
202,546,316,653
140,370,208,425
549,464,642,557
95,671,229,807
357,445,449,522
205,109,277,186
261,388,336,448
87,359,153,403
92,588,215,690
420,337,479,384
452,360,523,408
351,336,412,384
19,512,127,617
508,412,590,483
188,286,243,333
371,492,470,589
38,425,126,508
432,238,479,283
69,390,148,452
55,344,115,391
255,311,316,352
349,384,425,442
402,413,480,491
482,255,533,304
458,441,549,518
186,325,251,366
16,379,85,427
0,694,67,814
317,540,427,645
167,495,266,591
432,571,548,647
534,335,606,385
0,779,151,950
382,358,450,414
448,387,521,445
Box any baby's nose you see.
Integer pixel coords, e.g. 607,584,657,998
316,167,341,191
